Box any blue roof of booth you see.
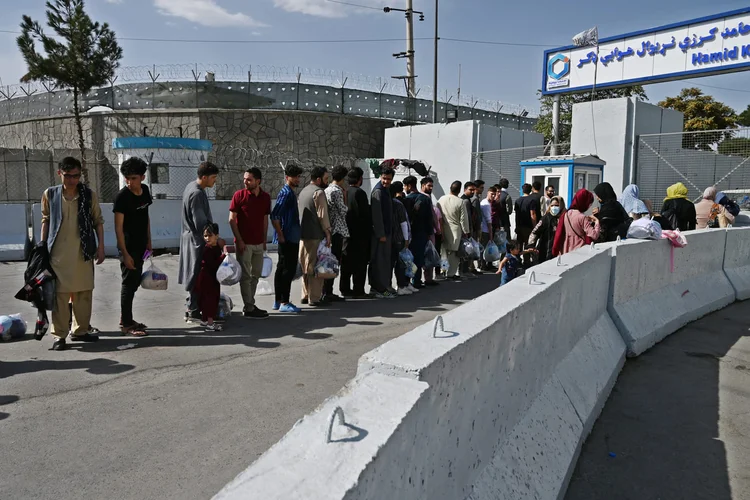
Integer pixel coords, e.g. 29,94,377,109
520,154,605,166
112,137,213,151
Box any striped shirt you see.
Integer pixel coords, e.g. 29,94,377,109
271,185,301,244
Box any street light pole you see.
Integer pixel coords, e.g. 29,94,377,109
384,2,424,99
432,0,438,123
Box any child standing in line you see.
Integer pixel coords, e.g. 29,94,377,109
194,223,225,331
496,241,535,286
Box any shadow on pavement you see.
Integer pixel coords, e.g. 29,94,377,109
0,358,136,379
566,301,749,500
67,276,499,353
0,395,19,421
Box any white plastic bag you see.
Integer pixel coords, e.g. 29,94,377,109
424,240,441,268
218,292,234,320
469,238,483,260
0,314,26,341
261,253,273,278
141,258,169,291
483,241,502,262
256,279,274,296
627,218,663,240
217,253,242,286
315,241,340,279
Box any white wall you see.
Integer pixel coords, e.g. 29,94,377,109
571,97,683,195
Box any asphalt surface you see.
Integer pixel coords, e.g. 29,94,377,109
567,300,750,500
0,254,498,500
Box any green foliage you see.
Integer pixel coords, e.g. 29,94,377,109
17,0,122,175
718,137,750,158
738,105,750,127
535,86,648,143
658,88,738,150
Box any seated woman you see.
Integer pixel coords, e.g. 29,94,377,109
552,189,601,256
661,183,697,231
593,182,629,242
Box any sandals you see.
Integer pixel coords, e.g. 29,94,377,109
120,324,148,337
201,322,223,332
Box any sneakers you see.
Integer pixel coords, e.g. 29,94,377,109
279,303,301,313
397,287,412,296
243,307,269,319
407,284,419,293
201,322,223,331
375,290,397,299
273,302,281,311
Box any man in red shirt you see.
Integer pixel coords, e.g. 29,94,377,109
229,167,271,319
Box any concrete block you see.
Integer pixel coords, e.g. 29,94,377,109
356,247,624,500
608,230,735,356
213,372,428,500
149,200,182,249
0,203,29,261
724,228,750,300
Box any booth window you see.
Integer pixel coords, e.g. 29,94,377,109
150,163,169,184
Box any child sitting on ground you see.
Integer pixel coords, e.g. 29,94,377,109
496,240,536,286
194,223,225,331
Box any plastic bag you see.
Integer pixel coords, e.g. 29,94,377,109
424,240,441,268
493,230,508,248
440,258,450,271
256,279,274,296
662,229,687,248
315,241,340,279
261,253,273,278
399,249,415,278
483,241,502,262
141,258,169,291
218,293,234,321
627,218,663,240
469,238,483,260
217,253,242,286
458,238,473,259
0,314,26,341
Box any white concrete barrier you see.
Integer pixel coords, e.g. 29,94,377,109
214,372,429,500
217,246,626,500
0,203,29,261
607,230,735,357
723,227,750,300
149,200,182,249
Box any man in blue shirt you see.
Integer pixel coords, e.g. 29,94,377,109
270,164,303,313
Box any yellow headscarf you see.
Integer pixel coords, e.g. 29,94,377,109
664,182,689,201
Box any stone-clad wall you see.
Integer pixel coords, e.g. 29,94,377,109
0,109,390,201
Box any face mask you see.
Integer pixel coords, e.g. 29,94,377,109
550,206,561,216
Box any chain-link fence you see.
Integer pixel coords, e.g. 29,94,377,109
637,128,750,205
471,143,571,199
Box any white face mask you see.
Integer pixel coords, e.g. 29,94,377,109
550,206,561,216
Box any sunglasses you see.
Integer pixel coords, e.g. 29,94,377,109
62,173,81,179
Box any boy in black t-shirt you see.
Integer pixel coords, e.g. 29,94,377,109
113,157,153,337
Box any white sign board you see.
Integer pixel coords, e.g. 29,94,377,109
542,8,750,95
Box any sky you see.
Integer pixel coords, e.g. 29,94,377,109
0,0,749,116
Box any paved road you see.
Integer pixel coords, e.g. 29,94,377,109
567,300,750,500
0,255,497,500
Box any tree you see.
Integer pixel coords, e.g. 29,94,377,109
658,88,738,149
738,104,750,127
535,86,648,144
718,137,750,158
17,0,122,181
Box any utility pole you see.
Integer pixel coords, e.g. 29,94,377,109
384,1,424,98
552,94,560,156
432,0,438,123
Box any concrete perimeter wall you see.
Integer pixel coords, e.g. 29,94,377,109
215,227,750,500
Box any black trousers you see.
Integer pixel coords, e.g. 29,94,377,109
324,234,345,296
340,235,369,295
391,243,409,288
121,258,143,326
275,241,299,304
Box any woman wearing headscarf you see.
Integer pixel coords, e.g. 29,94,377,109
529,196,565,263
593,182,630,242
695,186,720,229
552,189,600,256
714,192,737,227
618,184,641,215
661,182,697,231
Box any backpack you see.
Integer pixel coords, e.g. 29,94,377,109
724,199,741,217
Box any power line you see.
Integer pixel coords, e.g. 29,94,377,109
324,0,384,11
683,79,750,94
441,37,555,48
